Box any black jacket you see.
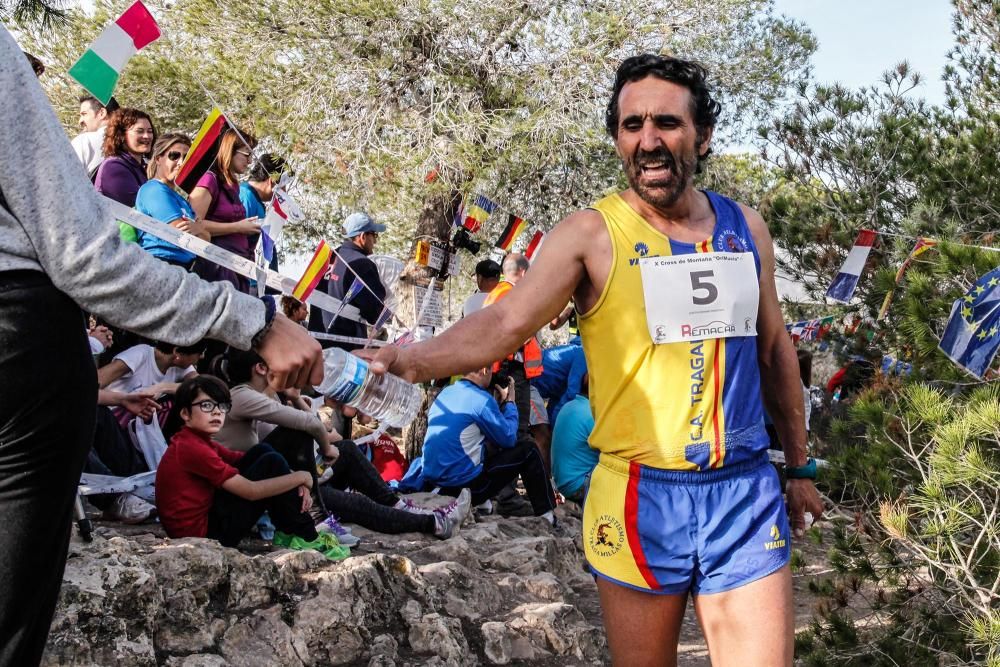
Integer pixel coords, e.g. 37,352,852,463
321,241,387,346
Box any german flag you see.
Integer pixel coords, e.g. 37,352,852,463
495,214,527,251
291,240,332,302
176,108,226,193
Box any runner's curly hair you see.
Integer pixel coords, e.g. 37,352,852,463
605,54,721,166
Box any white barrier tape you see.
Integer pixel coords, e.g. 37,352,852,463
105,196,361,321
310,331,389,347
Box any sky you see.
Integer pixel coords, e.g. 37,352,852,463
771,0,955,105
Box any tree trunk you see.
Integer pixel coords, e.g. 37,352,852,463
401,188,463,461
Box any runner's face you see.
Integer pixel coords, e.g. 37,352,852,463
614,77,711,210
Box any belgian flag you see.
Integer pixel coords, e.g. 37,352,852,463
495,214,527,251
176,108,227,193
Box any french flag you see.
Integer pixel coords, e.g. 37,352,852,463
826,230,878,303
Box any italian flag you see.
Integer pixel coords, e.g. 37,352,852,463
69,1,161,105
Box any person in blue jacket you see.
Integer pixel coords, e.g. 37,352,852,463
531,338,587,425
422,367,556,523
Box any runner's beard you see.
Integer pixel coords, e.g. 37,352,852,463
624,146,698,210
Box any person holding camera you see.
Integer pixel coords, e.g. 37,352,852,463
420,367,557,523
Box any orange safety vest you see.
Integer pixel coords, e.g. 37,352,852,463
483,281,543,378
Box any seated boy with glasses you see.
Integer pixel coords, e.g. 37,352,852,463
156,375,347,558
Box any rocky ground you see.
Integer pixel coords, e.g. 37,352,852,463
43,497,834,666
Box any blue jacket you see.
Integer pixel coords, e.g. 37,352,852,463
422,379,519,487
531,341,587,424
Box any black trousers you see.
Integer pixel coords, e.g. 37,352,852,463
206,443,318,548
438,440,556,516
0,271,97,667
500,360,532,440
84,406,149,510
316,440,434,535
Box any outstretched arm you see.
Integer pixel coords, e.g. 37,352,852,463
370,210,601,382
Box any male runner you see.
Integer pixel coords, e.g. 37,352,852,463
369,54,823,665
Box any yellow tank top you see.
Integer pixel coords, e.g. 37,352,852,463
578,192,768,471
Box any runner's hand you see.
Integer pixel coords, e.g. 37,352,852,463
258,313,324,391
786,478,824,538
359,345,418,383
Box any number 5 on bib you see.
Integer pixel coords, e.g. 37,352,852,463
638,252,759,344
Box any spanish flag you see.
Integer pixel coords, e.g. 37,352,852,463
291,240,332,302
495,214,527,251
176,108,227,193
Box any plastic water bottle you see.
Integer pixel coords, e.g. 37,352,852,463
314,347,422,428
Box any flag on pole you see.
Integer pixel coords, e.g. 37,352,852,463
68,1,160,104
460,194,497,233
495,214,527,251
939,266,1000,378
373,306,393,330
255,188,302,267
291,240,332,302
826,230,878,303
524,230,546,261
877,237,938,320
176,108,227,193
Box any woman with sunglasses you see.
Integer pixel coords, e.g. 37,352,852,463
95,108,156,242
134,133,208,269
188,127,261,293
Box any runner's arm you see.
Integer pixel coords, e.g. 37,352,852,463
373,211,599,382
742,206,808,467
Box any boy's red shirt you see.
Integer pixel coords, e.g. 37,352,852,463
155,426,244,538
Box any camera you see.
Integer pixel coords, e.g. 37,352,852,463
451,228,481,255
488,369,511,391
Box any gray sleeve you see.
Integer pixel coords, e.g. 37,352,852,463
0,26,263,349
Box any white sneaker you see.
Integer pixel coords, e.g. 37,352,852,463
105,493,156,524
315,515,361,547
431,489,472,539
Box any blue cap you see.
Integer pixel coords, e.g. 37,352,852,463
343,211,386,238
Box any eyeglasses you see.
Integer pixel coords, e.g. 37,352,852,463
193,400,232,414
235,150,252,158
166,151,185,161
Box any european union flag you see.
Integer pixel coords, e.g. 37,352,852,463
939,266,1000,378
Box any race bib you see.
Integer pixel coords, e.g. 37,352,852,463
639,252,759,344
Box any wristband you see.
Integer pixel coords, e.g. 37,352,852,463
251,295,277,350
785,457,817,480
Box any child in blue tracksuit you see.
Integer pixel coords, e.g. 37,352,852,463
422,367,556,521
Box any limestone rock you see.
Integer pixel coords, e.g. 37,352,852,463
164,655,230,667
219,605,305,667
481,621,512,664
43,536,160,666
507,602,605,661
418,560,503,620
407,613,471,665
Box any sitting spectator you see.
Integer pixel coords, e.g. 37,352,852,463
550,374,597,504
95,107,156,242
135,132,208,269
98,340,203,397
84,388,160,523
281,295,309,325
189,128,261,293
216,350,470,541
156,376,345,558
531,338,586,425
422,367,556,523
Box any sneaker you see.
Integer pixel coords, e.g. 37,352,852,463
105,493,156,524
398,491,463,516
316,515,361,547
496,493,534,517
273,530,351,561
474,499,494,517
431,489,472,540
